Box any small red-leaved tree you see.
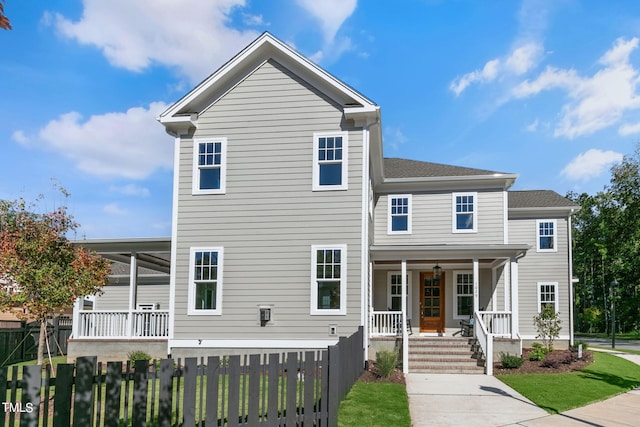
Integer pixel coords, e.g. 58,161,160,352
0,194,110,365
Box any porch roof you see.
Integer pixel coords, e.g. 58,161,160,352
72,237,171,275
369,243,530,262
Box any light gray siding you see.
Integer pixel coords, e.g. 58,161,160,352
172,60,364,342
94,282,170,311
509,216,571,338
374,190,506,245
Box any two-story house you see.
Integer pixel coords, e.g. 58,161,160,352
68,33,578,374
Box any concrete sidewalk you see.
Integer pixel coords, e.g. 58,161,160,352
406,350,640,426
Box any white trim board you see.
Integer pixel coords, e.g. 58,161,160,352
168,339,339,349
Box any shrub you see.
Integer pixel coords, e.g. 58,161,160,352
375,350,398,378
533,305,562,352
128,350,152,363
541,352,561,369
529,342,549,361
499,352,524,369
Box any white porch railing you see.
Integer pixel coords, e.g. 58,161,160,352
77,310,169,339
370,311,403,336
479,311,512,337
474,311,493,375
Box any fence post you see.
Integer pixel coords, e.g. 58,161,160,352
326,343,340,426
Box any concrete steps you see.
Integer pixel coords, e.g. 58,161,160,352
408,337,485,374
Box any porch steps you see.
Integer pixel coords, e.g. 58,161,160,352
408,337,485,374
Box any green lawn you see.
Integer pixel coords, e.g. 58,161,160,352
338,381,410,427
497,352,640,413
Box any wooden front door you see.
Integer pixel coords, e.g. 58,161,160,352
420,272,445,332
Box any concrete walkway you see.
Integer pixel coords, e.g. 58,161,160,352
406,349,640,426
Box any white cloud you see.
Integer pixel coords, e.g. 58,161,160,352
296,0,356,44
103,202,127,215
32,102,173,179
296,0,357,63
619,122,640,136
450,42,543,96
109,184,151,197
525,119,539,132
512,37,640,139
11,130,29,145
561,149,623,181
49,0,259,83
505,42,544,75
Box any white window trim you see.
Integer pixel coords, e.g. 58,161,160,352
387,195,412,234
312,132,348,191
536,219,558,253
387,271,412,319
310,244,347,315
452,192,478,233
453,270,474,319
188,246,224,315
537,281,559,313
192,138,227,195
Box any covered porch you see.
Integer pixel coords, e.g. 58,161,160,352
69,238,171,361
368,244,529,374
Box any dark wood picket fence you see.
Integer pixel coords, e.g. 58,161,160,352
0,318,72,366
0,326,363,426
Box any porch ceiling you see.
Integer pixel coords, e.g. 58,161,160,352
369,244,530,262
72,237,171,275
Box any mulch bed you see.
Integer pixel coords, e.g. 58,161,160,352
494,348,593,375
358,360,406,385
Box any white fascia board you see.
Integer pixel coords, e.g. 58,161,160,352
509,206,580,217
377,174,519,193
168,339,339,349
159,33,376,123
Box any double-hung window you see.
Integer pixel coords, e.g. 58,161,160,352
538,282,558,312
313,132,348,191
454,272,474,318
311,244,347,315
188,247,223,315
193,138,226,194
388,272,411,317
537,220,557,252
452,192,477,233
388,195,412,234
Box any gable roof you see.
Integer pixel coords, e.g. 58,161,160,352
508,190,579,211
384,158,509,178
158,32,379,135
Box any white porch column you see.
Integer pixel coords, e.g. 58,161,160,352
504,261,511,311
401,258,408,374
127,251,138,338
510,257,519,339
72,297,82,338
473,257,479,313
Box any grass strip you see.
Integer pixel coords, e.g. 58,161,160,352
338,381,410,427
497,352,640,414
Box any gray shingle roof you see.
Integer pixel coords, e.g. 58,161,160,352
508,190,579,209
384,158,508,178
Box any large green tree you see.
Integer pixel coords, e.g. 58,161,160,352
0,194,110,364
570,144,640,334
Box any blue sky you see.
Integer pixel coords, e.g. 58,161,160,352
1,0,637,238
